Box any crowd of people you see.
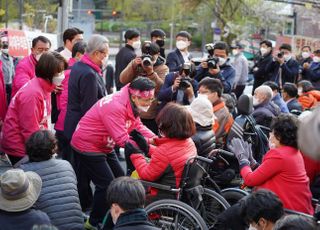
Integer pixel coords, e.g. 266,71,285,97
0,26,320,230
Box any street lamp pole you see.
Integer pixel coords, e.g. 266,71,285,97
19,0,24,29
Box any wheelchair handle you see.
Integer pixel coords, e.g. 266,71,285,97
209,149,235,158
196,155,213,164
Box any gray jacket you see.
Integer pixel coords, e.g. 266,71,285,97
20,159,83,230
0,53,14,85
231,53,248,86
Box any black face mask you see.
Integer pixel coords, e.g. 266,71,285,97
156,39,165,48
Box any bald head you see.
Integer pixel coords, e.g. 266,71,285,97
254,85,273,104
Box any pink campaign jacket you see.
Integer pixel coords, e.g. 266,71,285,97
1,77,54,157
11,54,37,97
54,58,77,131
71,85,156,154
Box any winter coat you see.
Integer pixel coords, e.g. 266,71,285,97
231,53,248,86
119,57,169,119
272,93,289,113
192,124,216,157
252,52,273,91
0,53,15,85
71,85,155,155
286,98,303,113
252,101,280,128
302,62,320,90
298,92,318,110
131,137,197,197
269,58,300,86
240,146,314,214
64,55,106,140
0,61,6,125
195,61,236,94
115,44,137,89
11,54,37,97
20,159,83,230
55,58,77,131
166,48,192,72
1,77,54,157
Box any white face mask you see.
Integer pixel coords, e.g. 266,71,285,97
218,57,227,66
248,224,258,230
132,40,141,50
284,54,291,61
302,52,310,59
232,49,239,56
1,49,9,54
313,56,320,63
269,139,276,149
252,96,260,106
137,105,150,112
260,47,268,56
102,55,109,68
52,72,65,86
176,40,189,50
298,87,303,95
35,53,42,61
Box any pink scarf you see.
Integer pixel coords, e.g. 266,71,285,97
81,54,102,76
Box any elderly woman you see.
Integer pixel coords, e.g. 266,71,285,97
229,114,313,215
71,77,156,228
20,130,83,230
1,52,67,165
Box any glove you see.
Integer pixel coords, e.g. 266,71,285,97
130,129,149,154
124,142,143,176
243,141,258,168
228,138,250,169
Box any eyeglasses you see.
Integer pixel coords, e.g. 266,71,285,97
137,97,155,103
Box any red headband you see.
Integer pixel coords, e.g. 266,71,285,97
129,88,155,99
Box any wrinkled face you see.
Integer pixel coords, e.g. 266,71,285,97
31,40,51,56
93,44,109,66
198,86,218,104
254,90,266,103
131,95,154,107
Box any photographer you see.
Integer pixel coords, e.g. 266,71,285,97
158,62,198,108
269,43,299,87
151,29,166,59
195,42,235,94
120,41,169,133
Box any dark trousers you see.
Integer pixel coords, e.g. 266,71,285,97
233,85,246,99
7,155,22,166
74,150,125,226
141,118,158,135
5,84,11,105
55,130,74,167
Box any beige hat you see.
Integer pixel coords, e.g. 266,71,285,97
187,95,215,127
0,169,42,212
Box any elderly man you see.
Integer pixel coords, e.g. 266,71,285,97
252,85,281,128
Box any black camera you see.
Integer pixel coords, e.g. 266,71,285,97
205,43,215,57
207,57,219,69
141,54,153,67
277,51,284,58
178,63,193,90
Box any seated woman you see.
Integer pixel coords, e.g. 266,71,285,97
20,130,83,230
297,80,320,110
127,103,197,198
229,114,314,215
189,95,216,156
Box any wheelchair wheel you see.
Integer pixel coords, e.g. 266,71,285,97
145,199,208,230
199,188,230,228
221,188,249,206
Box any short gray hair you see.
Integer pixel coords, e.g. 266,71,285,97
86,34,109,54
255,85,273,101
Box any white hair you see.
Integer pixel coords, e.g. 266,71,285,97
86,34,109,54
255,85,273,101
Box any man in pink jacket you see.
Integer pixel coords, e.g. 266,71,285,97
11,36,51,97
71,77,156,229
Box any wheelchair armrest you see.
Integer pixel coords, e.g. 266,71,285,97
139,180,180,193
284,208,316,220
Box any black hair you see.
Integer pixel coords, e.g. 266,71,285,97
280,43,292,52
271,114,299,148
72,41,87,58
141,41,160,55
124,29,140,41
297,80,314,93
26,130,57,162
302,45,312,52
244,189,284,224
106,177,145,210
176,31,192,41
314,49,320,54
283,83,298,98
62,27,83,44
198,77,223,97
129,76,155,91
260,40,272,48
273,215,316,230
36,51,68,82
214,42,229,55
32,36,51,48
151,29,166,38
263,81,279,92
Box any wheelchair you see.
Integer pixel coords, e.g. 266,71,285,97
142,155,231,229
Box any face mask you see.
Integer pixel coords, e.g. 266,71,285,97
1,49,9,54
35,53,42,61
156,39,165,47
298,87,303,95
284,54,291,61
252,96,260,106
176,40,189,50
137,105,150,112
302,52,310,59
232,49,239,56
248,224,258,230
102,55,109,68
269,139,276,149
260,47,268,56
313,56,320,63
132,40,141,50
218,57,227,66
52,72,65,86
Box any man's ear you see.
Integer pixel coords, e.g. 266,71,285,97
257,217,268,229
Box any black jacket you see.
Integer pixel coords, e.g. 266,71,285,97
252,101,280,128
269,58,300,86
64,61,106,140
252,52,273,91
103,209,158,230
166,48,192,72
115,44,136,89
287,98,303,113
192,124,216,157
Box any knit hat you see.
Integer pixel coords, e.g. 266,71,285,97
187,95,215,127
0,169,42,212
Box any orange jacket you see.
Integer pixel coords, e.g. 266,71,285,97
298,93,317,110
